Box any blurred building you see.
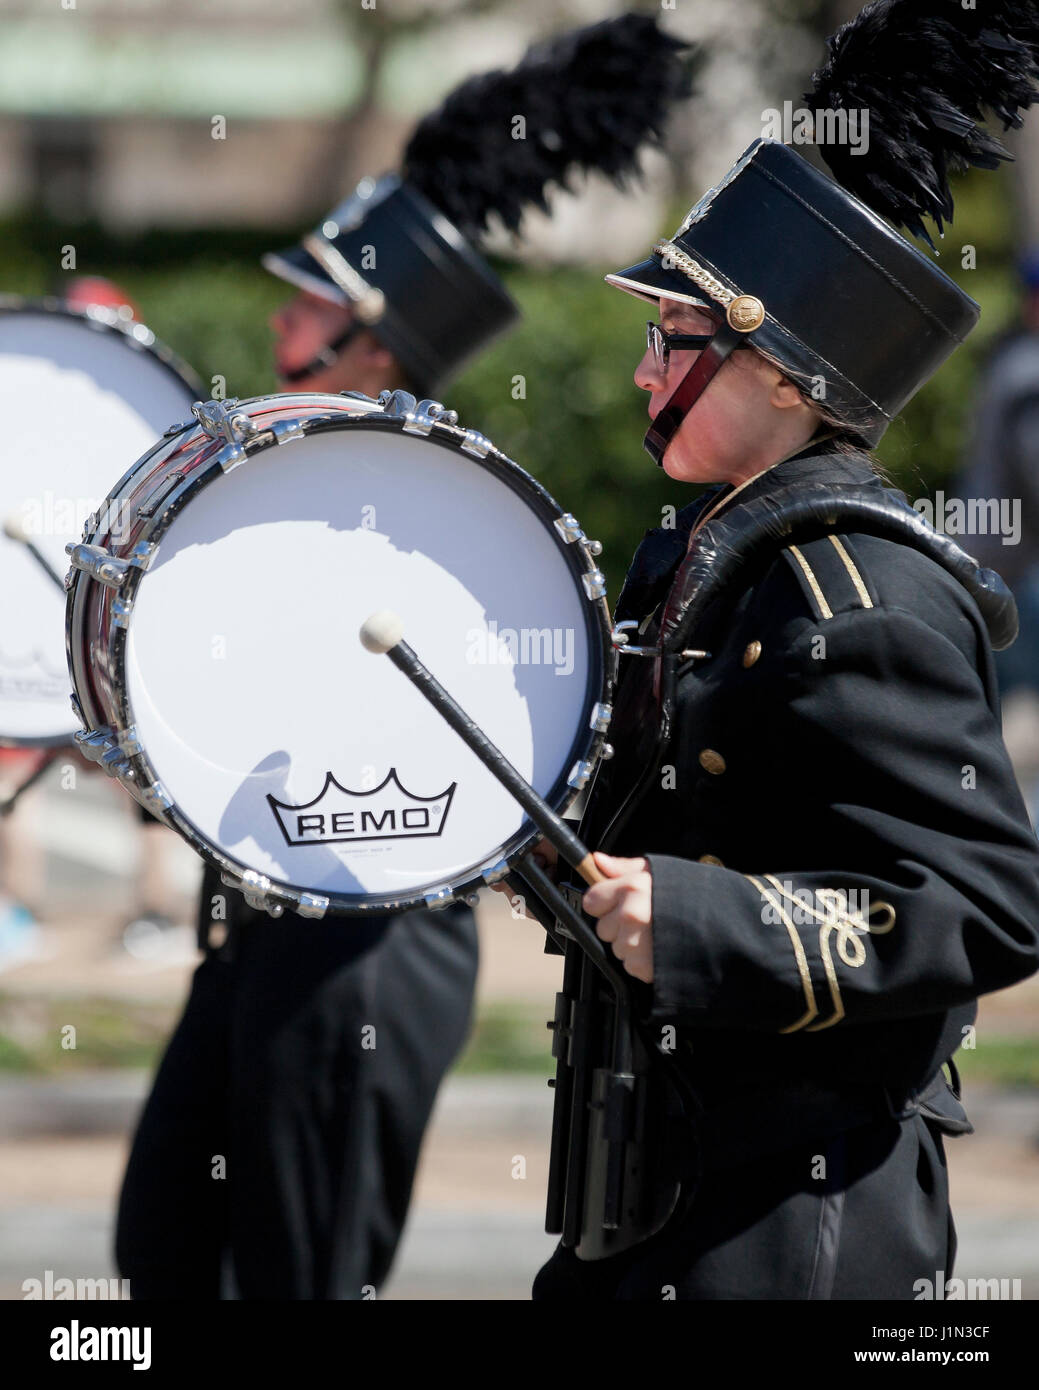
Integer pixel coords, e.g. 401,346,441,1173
0,0,819,264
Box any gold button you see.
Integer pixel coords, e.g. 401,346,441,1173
726,294,765,332
698,748,726,775
698,854,724,867
742,640,762,668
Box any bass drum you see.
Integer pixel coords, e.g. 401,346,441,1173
66,392,615,918
0,296,201,746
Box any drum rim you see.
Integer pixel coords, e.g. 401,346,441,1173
71,397,616,917
0,294,205,402
0,296,201,748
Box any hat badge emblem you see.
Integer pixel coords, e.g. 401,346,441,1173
727,295,766,332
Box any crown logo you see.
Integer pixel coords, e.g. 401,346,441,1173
268,768,456,848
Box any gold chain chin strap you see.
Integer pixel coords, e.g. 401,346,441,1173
654,240,735,308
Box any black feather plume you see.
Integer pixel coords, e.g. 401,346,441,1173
804,0,1039,249
402,13,693,240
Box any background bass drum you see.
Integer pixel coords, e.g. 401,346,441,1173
0,297,200,746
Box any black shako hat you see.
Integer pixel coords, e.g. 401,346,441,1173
264,13,693,396
608,0,1039,448
263,175,516,397
605,137,980,447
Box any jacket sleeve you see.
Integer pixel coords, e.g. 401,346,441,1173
646,604,1039,1031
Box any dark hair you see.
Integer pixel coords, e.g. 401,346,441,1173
739,340,892,483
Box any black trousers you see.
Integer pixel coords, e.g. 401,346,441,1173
533,1113,955,1300
115,873,478,1299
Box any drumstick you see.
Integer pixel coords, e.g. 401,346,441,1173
2,514,66,592
359,610,606,886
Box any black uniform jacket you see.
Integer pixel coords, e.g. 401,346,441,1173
577,441,1039,1124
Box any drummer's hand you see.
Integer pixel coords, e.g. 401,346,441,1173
582,852,654,983
488,838,558,901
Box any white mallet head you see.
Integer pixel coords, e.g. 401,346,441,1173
360,610,405,654
2,513,29,544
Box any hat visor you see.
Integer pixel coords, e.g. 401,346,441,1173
261,246,347,307
605,256,718,314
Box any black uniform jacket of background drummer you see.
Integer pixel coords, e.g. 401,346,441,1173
581,440,1039,1120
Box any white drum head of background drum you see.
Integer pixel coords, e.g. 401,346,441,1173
126,429,595,901
0,310,195,742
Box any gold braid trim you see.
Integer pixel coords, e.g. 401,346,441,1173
654,240,736,308
744,874,819,1034
762,876,896,1033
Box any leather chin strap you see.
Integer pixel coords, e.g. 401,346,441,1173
279,320,364,386
643,321,744,468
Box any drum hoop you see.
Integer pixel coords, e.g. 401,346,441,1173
72,400,616,916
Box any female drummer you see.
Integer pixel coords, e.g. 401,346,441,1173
529,134,1039,1300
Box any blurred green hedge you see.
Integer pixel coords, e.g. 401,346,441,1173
0,164,1021,599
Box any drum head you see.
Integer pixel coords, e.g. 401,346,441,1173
124,425,605,909
0,306,196,744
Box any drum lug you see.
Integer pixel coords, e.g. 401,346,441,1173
403,400,459,436
567,760,595,791
191,397,258,446
423,886,456,910
589,702,612,733
270,418,306,445
376,388,418,418
64,542,130,588
117,725,143,757
297,892,330,920
226,868,289,918
224,869,266,911
461,429,492,459
554,513,583,544
241,871,275,913
140,781,173,815
581,569,607,601
74,726,116,764
99,746,131,779
215,442,248,472
480,857,512,886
